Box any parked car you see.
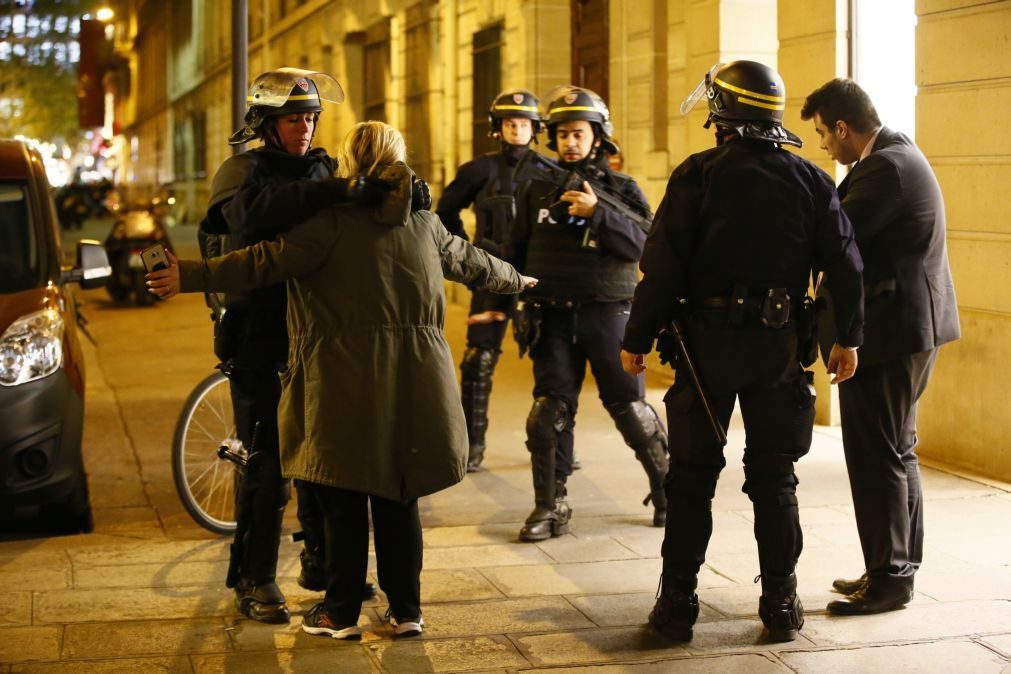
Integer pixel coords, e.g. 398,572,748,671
0,140,111,533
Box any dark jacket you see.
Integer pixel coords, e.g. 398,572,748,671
180,163,525,501
201,147,338,360
623,138,864,354
514,161,651,304
818,127,960,366
435,143,528,241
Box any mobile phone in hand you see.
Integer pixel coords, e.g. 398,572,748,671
140,243,169,273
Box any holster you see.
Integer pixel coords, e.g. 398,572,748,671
512,301,543,359
795,296,818,367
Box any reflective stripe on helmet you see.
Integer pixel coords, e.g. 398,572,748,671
494,104,539,112
248,94,320,103
550,105,601,114
713,77,785,103
736,95,785,111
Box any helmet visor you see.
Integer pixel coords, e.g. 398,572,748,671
679,63,722,116
247,67,345,108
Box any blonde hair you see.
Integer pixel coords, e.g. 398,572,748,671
336,121,407,178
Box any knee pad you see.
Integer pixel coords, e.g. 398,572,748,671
743,453,799,505
526,396,571,444
606,400,667,448
460,347,496,380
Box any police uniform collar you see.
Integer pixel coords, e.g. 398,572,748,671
500,142,530,164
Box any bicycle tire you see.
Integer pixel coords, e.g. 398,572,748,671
172,370,242,535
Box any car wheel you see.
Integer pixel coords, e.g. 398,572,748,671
41,476,94,534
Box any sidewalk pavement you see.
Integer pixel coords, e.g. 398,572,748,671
1,229,1009,672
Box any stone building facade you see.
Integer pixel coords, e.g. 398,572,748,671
112,0,1011,481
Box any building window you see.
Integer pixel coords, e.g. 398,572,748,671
472,23,502,158
364,18,390,123
852,0,916,138
191,110,206,179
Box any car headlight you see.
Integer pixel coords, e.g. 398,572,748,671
0,309,64,386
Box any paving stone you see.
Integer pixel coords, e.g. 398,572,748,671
369,635,527,672
683,617,816,653
0,592,32,626
535,535,640,563
512,625,688,666
415,596,593,638
0,565,69,593
418,568,505,604
87,476,150,509
228,610,380,651
801,599,1011,646
73,560,226,589
0,549,69,571
424,543,554,570
68,540,231,567
0,625,62,663
979,633,1011,657
62,618,229,659
608,528,665,557
778,639,1009,673
14,656,193,673
481,558,662,597
521,652,791,673
914,561,1011,602
192,647,376,673
698,583,837,619
566,592,723,627
422,524,522,548
91,506,167,538
34,586,235,624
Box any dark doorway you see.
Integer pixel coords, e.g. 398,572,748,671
571,0,608,100
472,23,503,158
364,18,391,122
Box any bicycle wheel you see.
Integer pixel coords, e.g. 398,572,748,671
172,370,244,535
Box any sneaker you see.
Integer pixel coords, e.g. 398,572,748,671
302,603,361,640
385,608,424,638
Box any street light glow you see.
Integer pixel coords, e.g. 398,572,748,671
96,7,114,22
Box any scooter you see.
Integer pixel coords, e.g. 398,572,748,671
104,202,173,306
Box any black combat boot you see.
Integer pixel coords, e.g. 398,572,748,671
235,579,290,624
606,401,670,527
648,575,699,642
461,347,495,472
520,480,572,542
758,574,804,642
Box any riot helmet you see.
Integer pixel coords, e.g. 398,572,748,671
680,60,802,147
488,89,541,139
543,85,619,155
229,67,345,146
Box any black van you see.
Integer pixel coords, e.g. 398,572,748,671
0,140,111,532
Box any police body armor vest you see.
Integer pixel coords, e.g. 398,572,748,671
472,152,518,260
523,181,639,304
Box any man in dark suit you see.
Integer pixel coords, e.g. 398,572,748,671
801,79,961,615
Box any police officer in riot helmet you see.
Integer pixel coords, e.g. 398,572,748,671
620,61,864,643
435,89,541,472
202,67,412,623
510,85,670,542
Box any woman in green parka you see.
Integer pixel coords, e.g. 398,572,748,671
148,121,536,640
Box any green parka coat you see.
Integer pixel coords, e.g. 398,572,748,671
179,163,525,501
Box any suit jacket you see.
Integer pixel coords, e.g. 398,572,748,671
819,127,960,367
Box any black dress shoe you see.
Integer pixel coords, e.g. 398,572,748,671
832,573,867,595
826,580,912,615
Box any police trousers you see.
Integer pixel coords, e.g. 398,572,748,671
228,351,288,585
530,301,644,479
661,321,815,581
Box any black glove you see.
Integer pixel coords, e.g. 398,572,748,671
347,175,394,207
411,179,432,211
